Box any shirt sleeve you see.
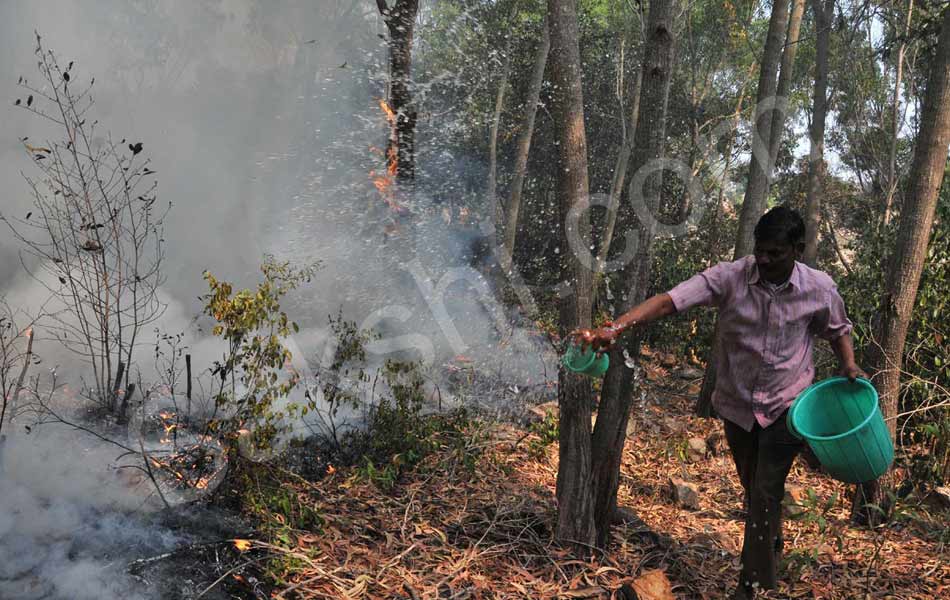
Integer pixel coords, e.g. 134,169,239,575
667,261,731,313
814,284,853,340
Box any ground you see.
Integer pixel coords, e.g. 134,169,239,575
226,355,950,600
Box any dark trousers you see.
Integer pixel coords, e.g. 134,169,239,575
722,411,803,592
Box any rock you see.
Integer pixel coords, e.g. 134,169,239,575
686,437,707,462
669,477,700,510
691,530,740,555
933,485,950,509
705,431,727,457
630,569,675,600
626,417,638,437
783,485,806,517
662,416,685,435
528,401,558,421
675,366,704,380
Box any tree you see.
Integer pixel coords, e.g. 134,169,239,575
591,0,678,546
1,37,168,414
696,0,794,416
502,14,550,270
853,5,950,524
547,0,597,546
376,0,420,182
803,0,835,267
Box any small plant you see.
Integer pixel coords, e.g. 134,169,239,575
783,488,844,574
202,256,319,451
3,35,169,413
527,409,559,460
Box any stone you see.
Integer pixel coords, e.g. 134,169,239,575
675,366,704,380
783,485,806,517
630,569,675,600
669,477,700,510
933,485,950,509
528,401,558,421
687,437,707,462
705,431,727,457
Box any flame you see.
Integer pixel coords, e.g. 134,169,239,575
369,99,404,213
234,539,252,552
24,327,33,338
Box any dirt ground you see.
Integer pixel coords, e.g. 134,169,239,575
238,356,950,599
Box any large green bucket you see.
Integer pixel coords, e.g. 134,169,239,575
787,377,893,484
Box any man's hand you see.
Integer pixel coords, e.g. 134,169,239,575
570,322,623,353
839,363,868,383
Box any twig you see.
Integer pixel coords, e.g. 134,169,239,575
140,438,172,511
195,555,268,599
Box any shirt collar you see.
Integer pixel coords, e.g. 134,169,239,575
747,258,802,289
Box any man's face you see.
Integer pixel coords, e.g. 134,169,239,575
753,237,801,283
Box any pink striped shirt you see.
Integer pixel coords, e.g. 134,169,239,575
668,256,852,431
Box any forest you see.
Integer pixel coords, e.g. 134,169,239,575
0,0,949,598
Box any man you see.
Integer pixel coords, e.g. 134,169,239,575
575,206,865,598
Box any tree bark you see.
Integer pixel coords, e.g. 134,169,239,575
377,0,420,182
803,0,834,267
853,5,950,524
503,16,551,269
548,0,596,548
489,39,513,256
590,0,677,547
767,0,805,173
883,0,915,228
733,0,791,259
596,68,642,277
696,0,791,415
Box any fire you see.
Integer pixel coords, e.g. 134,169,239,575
369,99,404,213
233,539,252,552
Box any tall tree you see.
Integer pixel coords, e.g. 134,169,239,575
768,0,805,172
733,0,792,258
503,15,550,269
489,37,514,254
376,0,420,182
590,0,677,547
696,0,793,416
853,5,950,524
803,0,835,266
883,0,916,228
547,0,596,546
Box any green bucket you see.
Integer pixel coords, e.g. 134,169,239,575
562,343,609,377
787,377,893,484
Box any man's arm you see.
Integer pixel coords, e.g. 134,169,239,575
830,333,867,382
573,293,676,350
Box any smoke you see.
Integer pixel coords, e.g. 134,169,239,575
0,1,554,596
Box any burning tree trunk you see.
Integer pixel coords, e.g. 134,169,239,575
376,0,419,183
590,0,677,547
547,0,596,547
803,0,835,267
853,6,950,524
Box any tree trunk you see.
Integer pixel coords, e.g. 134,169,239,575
503,16,551,269
696,0,791,415
590,0,677,547
767,0,805,172
853,5,950,524
489,39,513,258
733,0,791,259
596,68,642,276
547,0,596,548
377,0,420,182
803,0,834,267
883,0,915,228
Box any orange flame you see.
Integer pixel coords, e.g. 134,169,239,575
234,539,252,552
370,99,403,213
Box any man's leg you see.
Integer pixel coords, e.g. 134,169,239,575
722,418,756,512
739,411,803,592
